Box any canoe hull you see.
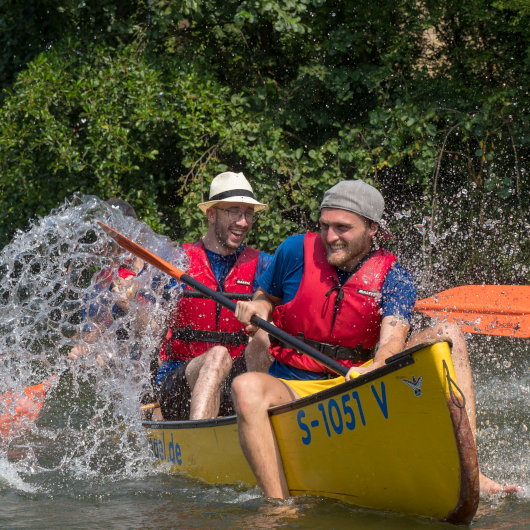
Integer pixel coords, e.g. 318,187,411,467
145,417,256,485
143,341,479,524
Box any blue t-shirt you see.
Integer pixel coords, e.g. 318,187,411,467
204,246,273,292
257,234,416,381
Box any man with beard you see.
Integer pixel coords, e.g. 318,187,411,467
233,180,518,497
156,172,273,422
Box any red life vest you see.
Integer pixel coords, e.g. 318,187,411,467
118,266,137,279
270,232,396,373
92,265,136,287
161,241,260,363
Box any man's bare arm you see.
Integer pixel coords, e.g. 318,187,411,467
345,315,410,380
373,315,410,363
235,288,282,333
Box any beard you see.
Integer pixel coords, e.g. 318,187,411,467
214,215,247,251
325,230,370,269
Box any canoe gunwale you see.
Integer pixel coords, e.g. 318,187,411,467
142,416,236,430
268,344,425,416
142,341,447,429
141,350,417,430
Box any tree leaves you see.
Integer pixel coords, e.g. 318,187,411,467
0,0,529,262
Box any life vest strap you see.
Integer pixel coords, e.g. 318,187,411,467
269,333,373,363
171,325,250,346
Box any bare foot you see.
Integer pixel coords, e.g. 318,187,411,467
480,472,521,495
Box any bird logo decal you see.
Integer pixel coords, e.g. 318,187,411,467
401,376,423,397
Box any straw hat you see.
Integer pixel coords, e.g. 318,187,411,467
197,172,268,213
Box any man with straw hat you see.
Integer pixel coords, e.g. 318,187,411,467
156,172,273,422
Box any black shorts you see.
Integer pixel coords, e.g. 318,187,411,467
157,354,247,421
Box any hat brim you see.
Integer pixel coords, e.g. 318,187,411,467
198,196,268,213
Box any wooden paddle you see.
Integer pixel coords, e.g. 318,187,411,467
97,222,349,376
415,285,530,338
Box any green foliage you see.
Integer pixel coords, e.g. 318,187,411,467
0,0,149,93
0,43,237,236
0,0,530,284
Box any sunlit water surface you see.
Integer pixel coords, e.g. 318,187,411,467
1,198,530,529
2,329,530,529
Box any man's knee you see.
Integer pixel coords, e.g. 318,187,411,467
231,373,255,401
185,346,232,386
442,322,465,342
427,322,469,361
231,373,265,415
436,323,467,350
427,322,465,343
204,345,232,370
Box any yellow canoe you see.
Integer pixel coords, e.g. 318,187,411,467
143,341,479,524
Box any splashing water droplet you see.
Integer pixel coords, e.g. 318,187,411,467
0,194,187,485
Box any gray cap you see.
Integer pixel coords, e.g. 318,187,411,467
320,180,384,222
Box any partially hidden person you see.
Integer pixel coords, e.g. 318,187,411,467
233,179,519,497
155,172,273,422
69,198,146,366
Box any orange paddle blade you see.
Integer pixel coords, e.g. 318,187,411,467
0,378,55,439
98,222,185,281
415,285,530,338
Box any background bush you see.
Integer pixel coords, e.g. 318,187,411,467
1,0,530,292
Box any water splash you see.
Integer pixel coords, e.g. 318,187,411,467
0,194,186,488
384,196,530,492
472,334,530,492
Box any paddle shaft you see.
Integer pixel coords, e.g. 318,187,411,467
97,222,348,376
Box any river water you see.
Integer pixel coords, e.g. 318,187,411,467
1,198,530,529
2,324,530,529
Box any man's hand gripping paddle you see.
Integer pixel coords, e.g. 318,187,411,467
98,222,350,376
415,285,530,338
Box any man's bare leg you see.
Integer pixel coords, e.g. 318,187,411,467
185,332,271,420
185,346,233,420
245,329,273,373
232,373,299,498
407,323,519,494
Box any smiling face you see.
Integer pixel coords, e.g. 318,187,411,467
320,208,378,271
205,201,255,253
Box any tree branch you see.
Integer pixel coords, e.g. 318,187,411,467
283,130,318,149
430,123,460,233
179,143,219,193
507,123,522,206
